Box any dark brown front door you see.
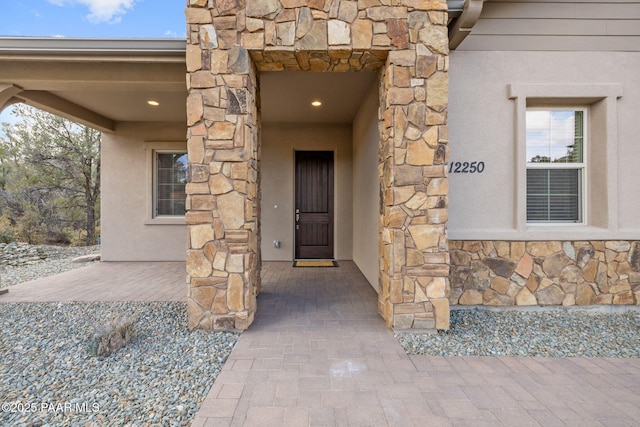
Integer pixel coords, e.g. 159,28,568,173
295,151,334,259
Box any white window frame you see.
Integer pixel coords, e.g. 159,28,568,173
143,142,187,225
508,83,623,237
525,108,587,226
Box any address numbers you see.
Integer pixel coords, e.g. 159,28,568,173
448,161,485,174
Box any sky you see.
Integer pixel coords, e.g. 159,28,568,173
526,110,580,163
0,0,186,134
0,0,185,38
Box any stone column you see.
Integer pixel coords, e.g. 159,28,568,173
378,3,451,330
185,2,261,330
185,0,450,332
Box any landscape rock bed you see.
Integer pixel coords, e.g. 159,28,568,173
398,307,640,358
0,301,239,426
0,244,99,288
0,242,48,266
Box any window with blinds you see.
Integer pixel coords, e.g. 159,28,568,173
155,152,187,216
526,109,585,223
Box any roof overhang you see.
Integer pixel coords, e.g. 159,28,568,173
0,3,480,132
0,38,187,133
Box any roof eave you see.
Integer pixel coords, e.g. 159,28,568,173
0,37,187,56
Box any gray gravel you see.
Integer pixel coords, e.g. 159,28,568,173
0,245,240,425
0,301,239,426
0,245,99,288
397,307,640,358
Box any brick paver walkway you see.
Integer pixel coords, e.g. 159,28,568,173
0,261,186,302
193,261,640,426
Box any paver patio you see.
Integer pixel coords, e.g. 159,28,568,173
0,261,186,302
1,260,638,425
193,261,640,427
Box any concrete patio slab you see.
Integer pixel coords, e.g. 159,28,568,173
0,261,186,302
193,261,640,427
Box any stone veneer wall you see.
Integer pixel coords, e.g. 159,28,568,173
185,0,451,330
185,1,262,330
449,241,640,307
377,21,451,331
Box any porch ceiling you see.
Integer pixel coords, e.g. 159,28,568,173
0,38,186,133
260,71,378,124
0,38,379,129
0,38,378,130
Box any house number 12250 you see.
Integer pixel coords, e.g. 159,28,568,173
448,161,485,174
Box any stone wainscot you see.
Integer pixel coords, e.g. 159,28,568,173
450,240,640,307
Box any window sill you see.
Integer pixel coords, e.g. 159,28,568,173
524,224,602,237
144,217,186,225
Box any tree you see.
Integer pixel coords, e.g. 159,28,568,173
0,105,100,245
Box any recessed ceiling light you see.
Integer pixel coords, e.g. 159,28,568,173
147,100,160,106
311,100,322,107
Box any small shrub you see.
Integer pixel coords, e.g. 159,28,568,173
69,225,100,246
87,316,137,358
69,229,88,247
45,230,72,245
0,214,16,243
14,211,46,245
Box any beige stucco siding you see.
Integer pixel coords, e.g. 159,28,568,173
352,82,380,291
459,1,640,51
101,122,187,261
260,123,353,261
448,50,640,240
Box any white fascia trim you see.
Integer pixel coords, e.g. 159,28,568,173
0,37,186,56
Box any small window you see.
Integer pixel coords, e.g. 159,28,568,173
526,109,585,223
155,152,187,217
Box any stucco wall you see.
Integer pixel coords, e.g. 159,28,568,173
261,123,353,261
352,82,380,291
448,50,640,240
101,122,187,261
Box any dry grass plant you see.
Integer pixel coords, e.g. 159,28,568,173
87,315,137,358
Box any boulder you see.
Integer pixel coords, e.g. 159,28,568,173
72,254,101,263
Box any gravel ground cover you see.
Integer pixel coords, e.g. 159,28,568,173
0,301,239,426
3,245,639,425
0,246,239,426
0,245,100,288
398,307,640,358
